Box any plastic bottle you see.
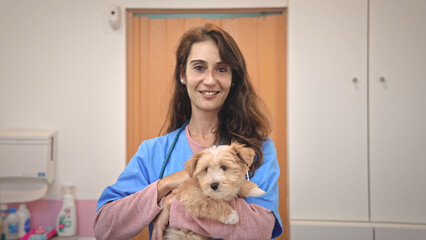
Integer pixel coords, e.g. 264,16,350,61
1,204,8,240
17,204,31,238
5,208,18,240
56,184,77,236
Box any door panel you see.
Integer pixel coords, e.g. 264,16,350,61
369,0,426,224
288,0,369,221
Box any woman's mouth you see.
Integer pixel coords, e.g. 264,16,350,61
199,91,220,96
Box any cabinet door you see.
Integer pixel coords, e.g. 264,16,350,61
369,0,426,224
288,0,369,221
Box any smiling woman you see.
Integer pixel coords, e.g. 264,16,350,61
124,10,287,240
94,22,283,240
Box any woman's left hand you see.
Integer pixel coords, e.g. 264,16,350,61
157,170,189,202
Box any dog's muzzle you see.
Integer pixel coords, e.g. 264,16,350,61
210,183,219,191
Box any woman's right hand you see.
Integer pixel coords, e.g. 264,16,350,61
152,194,174,240
157,170,189,202
152,207,170,240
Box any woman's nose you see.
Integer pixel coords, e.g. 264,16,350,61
204,70,216,85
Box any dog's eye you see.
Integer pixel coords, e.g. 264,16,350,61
205,167,208,172
221,165,227,171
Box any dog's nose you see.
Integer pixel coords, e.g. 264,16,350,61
210,183,219,191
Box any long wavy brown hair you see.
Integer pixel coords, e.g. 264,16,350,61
164,23,271,175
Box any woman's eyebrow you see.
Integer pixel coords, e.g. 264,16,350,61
189,59,227,65
190,59,206,64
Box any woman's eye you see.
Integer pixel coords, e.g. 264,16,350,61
221,165,227,171
194,65,205,71
217,66,228,72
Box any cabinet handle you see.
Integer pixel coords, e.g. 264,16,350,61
352,77,358,83
380,76,385,82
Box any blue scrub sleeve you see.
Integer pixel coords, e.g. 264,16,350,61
97,141,152,211
245,138,283,238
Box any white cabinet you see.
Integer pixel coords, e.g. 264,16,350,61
369,0,426,224
289,0,426,238
288,0,369,222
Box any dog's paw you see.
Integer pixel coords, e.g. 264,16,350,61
248,187,266,197
223,210,239,224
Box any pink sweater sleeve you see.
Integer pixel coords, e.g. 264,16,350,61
93,180,163,240
169,197,276,240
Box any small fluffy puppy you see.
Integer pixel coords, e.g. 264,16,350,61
162,142,265,240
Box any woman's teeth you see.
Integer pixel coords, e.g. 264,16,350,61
201,91,218,96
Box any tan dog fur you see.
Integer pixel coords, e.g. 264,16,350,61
162,142,265,240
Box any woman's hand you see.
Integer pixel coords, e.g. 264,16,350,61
157,170,189,202
152,208,169,240
152,207,170,240
154,169,187,238
152,195,174,240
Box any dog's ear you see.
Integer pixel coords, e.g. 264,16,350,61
184,152,201,178
230,142,255,167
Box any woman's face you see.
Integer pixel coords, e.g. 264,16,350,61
182,39,232,116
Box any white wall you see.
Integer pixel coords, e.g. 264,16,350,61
0,0,288,200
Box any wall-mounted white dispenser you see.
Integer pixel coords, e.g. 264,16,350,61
108,4,121,30
0,129,57,203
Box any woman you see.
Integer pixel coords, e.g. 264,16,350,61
94,23,283,240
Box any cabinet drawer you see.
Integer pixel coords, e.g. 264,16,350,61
375,226,426,240
290,222,373,240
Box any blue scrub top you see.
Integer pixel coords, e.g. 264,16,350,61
97,127,283,238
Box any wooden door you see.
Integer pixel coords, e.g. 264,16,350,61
126,9,287,239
